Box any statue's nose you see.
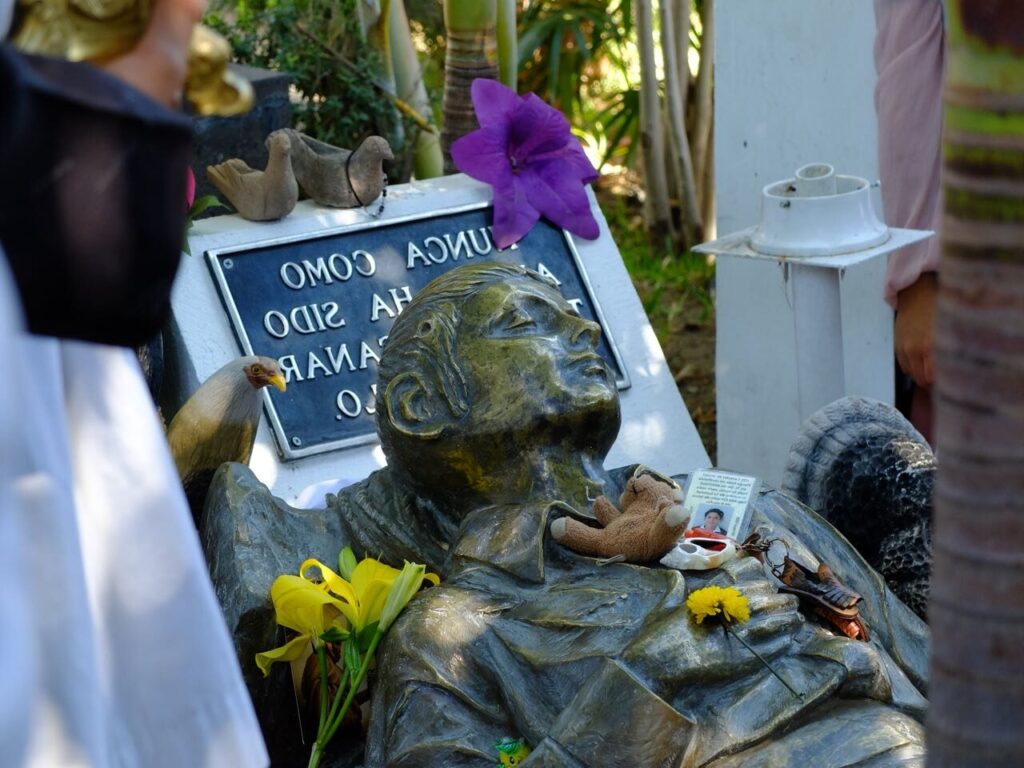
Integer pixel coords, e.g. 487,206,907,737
569,316,601,348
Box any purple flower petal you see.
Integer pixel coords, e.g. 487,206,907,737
509,93,573,160
450,126,513,186
491,177,540,249
522,160,600,240
470,79,521,129
560,140,600,185
457,78,600,246
526,140,599,186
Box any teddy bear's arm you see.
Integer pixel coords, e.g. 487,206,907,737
551,499,688,563
591,495,622,527
550,517,620,558
640,498,688,561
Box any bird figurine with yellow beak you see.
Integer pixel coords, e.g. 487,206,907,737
167,355,286,523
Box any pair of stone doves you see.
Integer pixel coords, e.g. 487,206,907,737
206,132,393,221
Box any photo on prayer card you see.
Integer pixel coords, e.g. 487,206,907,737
686,503,734,537
678,469,760,540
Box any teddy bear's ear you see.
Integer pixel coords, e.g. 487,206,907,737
634,473,659,494
633,464,680,489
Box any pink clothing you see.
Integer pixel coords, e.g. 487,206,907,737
874,0,945,307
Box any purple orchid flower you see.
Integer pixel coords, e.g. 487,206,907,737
450,79,600,249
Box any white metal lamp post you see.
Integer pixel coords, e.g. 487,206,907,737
694,163,932,485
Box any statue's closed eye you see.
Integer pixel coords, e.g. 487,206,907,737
506,308,535,330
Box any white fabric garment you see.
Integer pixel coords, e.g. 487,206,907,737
0,0,13,38
0,253,35,768
0,257,268,768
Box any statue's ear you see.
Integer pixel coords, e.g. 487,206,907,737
382,371,446,439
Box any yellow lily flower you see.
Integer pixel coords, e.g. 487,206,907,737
256,549,442,768
254,574,351,676
300,555,439,636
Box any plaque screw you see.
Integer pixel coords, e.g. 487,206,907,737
291,437,302,447
223,259,234,269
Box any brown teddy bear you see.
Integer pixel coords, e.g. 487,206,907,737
550,469,688,562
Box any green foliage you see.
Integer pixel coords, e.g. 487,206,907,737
518,0,633,123
602,191,714,332
182,195,227,255
319,626,350,644
404,0,446,125
516,0,644,173
206,0,393,152
517,0,709,180
593,86,639,168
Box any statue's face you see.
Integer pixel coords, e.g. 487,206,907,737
452,277,619,439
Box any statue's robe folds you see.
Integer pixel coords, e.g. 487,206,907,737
204,465,928,767
364,485,928,768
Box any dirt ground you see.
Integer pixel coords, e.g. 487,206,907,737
657,296,717,464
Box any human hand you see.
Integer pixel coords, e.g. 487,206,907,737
895,272,938,388
103,0,205,107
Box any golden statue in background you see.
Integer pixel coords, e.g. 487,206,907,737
9,0,253,116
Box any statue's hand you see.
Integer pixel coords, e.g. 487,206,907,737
551,497,687,563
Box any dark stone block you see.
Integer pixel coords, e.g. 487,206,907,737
190,64,292,215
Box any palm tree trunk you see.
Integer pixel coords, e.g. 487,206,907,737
675,0,691,107
692,0,714,204
389,0,444,178
634,0,673,238
442,0,499,173
929,2,1024,765
356,0,406,162
702,112,715,240
496,0,518,90
660,0,701,245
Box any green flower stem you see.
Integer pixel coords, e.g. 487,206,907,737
308,642,355,768
723,623,803,701
308,631,384,768
307,741,324,768
315,645,330,741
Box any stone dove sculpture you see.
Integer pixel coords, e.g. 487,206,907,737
167,355,286,523
280,130,393,208
207,131,299,221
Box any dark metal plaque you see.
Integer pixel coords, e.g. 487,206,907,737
207,202,629,460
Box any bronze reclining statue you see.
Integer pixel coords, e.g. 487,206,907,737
204,262,928,767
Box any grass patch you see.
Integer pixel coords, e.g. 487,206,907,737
599,190,715,339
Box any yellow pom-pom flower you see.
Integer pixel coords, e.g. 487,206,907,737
686,585,751,625
686,583,802,700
